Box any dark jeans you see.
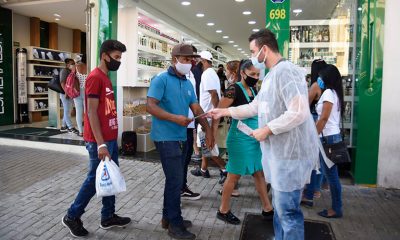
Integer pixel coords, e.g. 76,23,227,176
155,140,188,227
183,128,194,190
67,140,119,221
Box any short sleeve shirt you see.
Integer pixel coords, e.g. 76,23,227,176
147,66,197,141
199,68,221,113
316,89,341,136
83,68,118,142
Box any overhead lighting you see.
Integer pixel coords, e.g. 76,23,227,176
228,40,234,43
357,7,362,11
238,48,242,50
242,11,251,15
207,22,215,26
293,9,302,16
223,36,229,39
54,13,61,18
55,18,60,21
235,0,245,2
241,51,245,53
181,1,191,6
216,30,223,33
196,13,205,17
248,20,256,25
233,44,238,47
252,28,260,32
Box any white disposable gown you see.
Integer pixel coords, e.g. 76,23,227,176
229,60,320,192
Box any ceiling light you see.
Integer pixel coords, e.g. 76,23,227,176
233,44,238,47
223,36,229,39
293,9,302,14
54,13,61,18
228,40,234,43
242,11,251,15
216,30,223,33
207,22,215,26
196,13,204,17
357,7,362,11
248,20,256,25
241,51,246,53
238,48,242,50
235,0,245,2
252,28,260,32
55,18,60,21
181,1,191,6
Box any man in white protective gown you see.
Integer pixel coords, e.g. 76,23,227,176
209,29,320,240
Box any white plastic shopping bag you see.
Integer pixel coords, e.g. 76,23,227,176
96,157,126,197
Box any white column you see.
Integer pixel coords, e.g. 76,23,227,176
378,0,400,188
117,6,139,145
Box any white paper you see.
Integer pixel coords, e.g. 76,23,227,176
237,120,253,136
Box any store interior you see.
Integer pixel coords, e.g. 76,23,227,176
0,0,357,156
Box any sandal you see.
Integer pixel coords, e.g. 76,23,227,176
300,198,314,208
217,189,240,197
318,209,343,218
314,191,321,199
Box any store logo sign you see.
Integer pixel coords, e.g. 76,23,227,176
271,0,285,3
0,39,4,115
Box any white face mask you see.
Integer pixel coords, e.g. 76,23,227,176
250,46,266,70
175,58,192,75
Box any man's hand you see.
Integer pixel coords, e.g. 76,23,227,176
98,146,111,161
205,128,215,149
174,115,193,127
250,126,272,142
208,108,230,120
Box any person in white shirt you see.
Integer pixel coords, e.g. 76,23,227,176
209,29,320,240
191,51,227,180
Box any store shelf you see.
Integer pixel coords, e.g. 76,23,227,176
138,45,169,59
28,92,48,96
138,64,165,72
138,28,177,45
29,109,49,112
26,46,71,63
290,42,354,49
28,58,65,64
27,76,53,79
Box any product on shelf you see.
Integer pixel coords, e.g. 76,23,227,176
290,25,330,43
124,99,147,116
135,125,151,134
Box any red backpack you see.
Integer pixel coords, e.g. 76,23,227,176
65,70,80,98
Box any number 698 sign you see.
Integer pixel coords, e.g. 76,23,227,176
269,9,286,20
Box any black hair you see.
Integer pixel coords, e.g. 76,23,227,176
310,59,327,85
218,64,224,68
248,29,279,53
319,64,344,116
237,59,253,82
192,45,197,53
80,53,87,64
64,58,74,64
99,39,126,60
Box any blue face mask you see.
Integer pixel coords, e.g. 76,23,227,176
317,77,325,89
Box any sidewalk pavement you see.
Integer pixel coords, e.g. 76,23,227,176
0,144,399,240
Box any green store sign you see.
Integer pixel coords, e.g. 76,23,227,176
266,0,290,58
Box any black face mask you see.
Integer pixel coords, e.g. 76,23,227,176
244,73,259,87
105,54,121,71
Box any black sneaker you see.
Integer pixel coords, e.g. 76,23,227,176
100,214,131,230
218,169,227,184
161,218,192,229
181,187,201,200
190,167,210,178
216,210,241,225
61,215,89,237
60,126,68,132
168,224,196,240
68,127,79,134
262,209,274,221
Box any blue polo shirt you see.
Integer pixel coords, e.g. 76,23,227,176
147,66,198,141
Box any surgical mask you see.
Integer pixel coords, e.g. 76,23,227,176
175,58,192,75
69,64,75,70
251,46,266,70
105,54,121,71
317,77,325,89
244,73,259,87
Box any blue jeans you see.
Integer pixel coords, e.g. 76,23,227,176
73,89,85,134
320,134,343,215
155,141,187,227
272,188,304,240
67,140,119,220
183,128,194,190
60,93,73,128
